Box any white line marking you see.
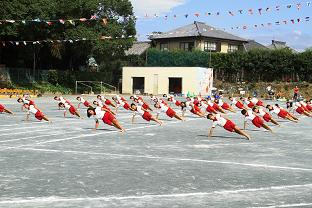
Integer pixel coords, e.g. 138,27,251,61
0,184,311,205
11,147,312,172
0,128,52,137
249,203,312,208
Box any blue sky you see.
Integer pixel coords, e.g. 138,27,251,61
130,0,312,51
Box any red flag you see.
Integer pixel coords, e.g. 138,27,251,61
195,13,200,17
248,9,253,15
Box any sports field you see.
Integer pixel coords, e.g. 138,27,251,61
1,96,312,208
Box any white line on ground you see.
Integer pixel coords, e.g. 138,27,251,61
249,203,312,208
11,147,312,172
0,184,311,205
0,128,53,137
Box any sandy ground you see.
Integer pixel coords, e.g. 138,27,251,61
0,96,312,208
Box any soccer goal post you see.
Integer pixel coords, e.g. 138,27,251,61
75,81,117,95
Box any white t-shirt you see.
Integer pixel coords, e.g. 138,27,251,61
27,105,38,115
94,106,105,120
80,97,86,103
251,98,259,105
231,98,238,105
245,110,256,121
159,103,169,113
271,106,281,115
22,98,30,104
212,114,227,128
258,108,266,117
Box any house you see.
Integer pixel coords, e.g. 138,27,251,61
243,40,268,52
268,40,296,52
149,21,248,53
125,41,151,56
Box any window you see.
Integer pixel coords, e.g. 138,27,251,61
204,42,217,52
228,45,239,53
180,42,194,51
160,43,169,51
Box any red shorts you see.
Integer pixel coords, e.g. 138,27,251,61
278,109,288,118
206,105,215,113
175,101,181,107
223,120,236,132
123,103,130,110
222,103,230,110
248,102,254,108
83,101,90,107
35,111,44,120
236,102,244,109
142,111,152,121
212,103,219,111
252,116,264,128
142,103,149,110
102,112,115,125
121,97,126,102
105,99,112,105
29,100,35,105
0,104,5,112
166,108,176,118
69,106,76,115
306,105,312,111
296,107,304,114
263,113,272,122
256,101,264,107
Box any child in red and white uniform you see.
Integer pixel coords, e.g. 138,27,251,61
207,99,226,114
130,95,143,102
58,102,82,118
207,114,251,140
134,97,153,111
252,106,279,126
215,99,236,113
180,102,205,117
266,105,298,122
293,102,312,117
130,103,162,125
166,95,181,107
23,103,50,122
17,97,36,111
77,97,91,109
93,101,115,115
154,102,184,121
241,97,254,109
229,97,247,110
112,96,131,112
87,106,125,132
54,96,71,110
200,100,218,114
0,104,13,115
241,109,272,132
299,101,311,112
248,97,265,107
97,95,116,109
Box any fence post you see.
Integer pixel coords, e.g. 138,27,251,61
75,81,78,94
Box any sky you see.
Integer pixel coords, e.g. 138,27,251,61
130,0,312,51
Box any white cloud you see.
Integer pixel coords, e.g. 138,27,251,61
130,0,186,16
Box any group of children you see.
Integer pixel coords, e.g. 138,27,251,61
1,93,311,139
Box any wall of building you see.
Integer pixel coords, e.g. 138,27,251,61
220,42,229,53
122,67,213,95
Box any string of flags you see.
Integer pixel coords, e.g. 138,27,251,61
0,15,109,26
137,1,311,20
0,35,135,47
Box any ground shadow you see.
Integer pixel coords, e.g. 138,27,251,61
83,128,116,132
197,135,244,140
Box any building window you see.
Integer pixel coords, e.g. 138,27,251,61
228,45,239,53
160,43,169,51
180,42,194,51
204,42,217,52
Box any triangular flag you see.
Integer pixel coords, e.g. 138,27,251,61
102,18,107,25
46,21,53,25
2,42,5,47
15,42,19,46
23,41,27,45
275,21,280,25
184,14,189,18
307,2,311,7
261,24,265,27
297,18,301,22
258,8,262,15
283,20,287,24
229,11,234,16
216,12,220,15
248,9,253,15
173,14,177,18
287,4,292,9
306,17,310,21
79,18,87,22
276,6,280,11
268,23,272,26
194,13,200,17
59,19,65,24
33,18,41,22
68,20,75,25
297,3,301,10
238,10,243,14
291,19,295,24
6,20,15,23
266,7,270,12
254,25,258,28
21,20,26,24
90,15,97,20
243,26,247,30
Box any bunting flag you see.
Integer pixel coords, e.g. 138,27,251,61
0,15,112,26
135,1,311,20
0,35,136,47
